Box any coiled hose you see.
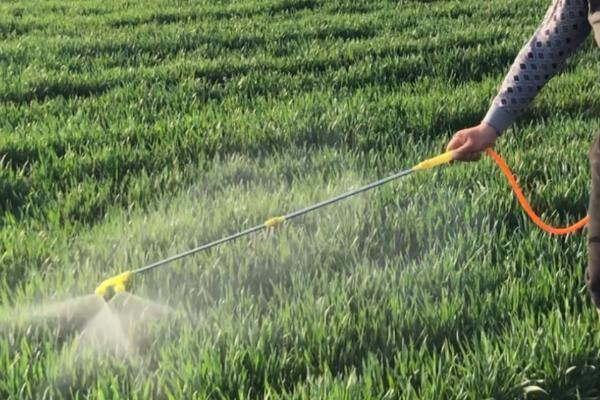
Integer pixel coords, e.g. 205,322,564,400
486,148,589,235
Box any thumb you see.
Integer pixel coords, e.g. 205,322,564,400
453,137,474,159
446,132,466,151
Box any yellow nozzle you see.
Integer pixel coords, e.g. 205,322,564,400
413,151,454,171
94,271,133,300
264,216,286,228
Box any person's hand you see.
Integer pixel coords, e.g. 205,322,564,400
446,123,498,161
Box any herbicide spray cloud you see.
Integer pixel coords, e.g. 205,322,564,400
1,150,455,379
1,290,175,382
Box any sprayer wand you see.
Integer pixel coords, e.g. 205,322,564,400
94,150,454,300
95,148,590,300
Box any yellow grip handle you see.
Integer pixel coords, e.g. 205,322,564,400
413,151,454,171
264,216,286,228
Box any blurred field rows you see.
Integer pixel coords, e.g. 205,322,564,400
1,0,600,398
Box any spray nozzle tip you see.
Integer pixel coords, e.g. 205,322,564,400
95,271,133,301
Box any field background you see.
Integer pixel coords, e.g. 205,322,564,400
1,0,600,398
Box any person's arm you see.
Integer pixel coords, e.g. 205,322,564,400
448,0,591,161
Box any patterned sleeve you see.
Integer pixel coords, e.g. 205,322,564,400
483,0,591,134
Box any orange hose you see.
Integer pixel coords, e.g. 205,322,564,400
485,148,589,235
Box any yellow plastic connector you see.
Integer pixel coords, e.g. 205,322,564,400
264,216,286,228
94,271,133,300
413,151,454,171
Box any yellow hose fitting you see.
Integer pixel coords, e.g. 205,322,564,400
413,151,454,171
94,271,133,301
264,216,286,228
